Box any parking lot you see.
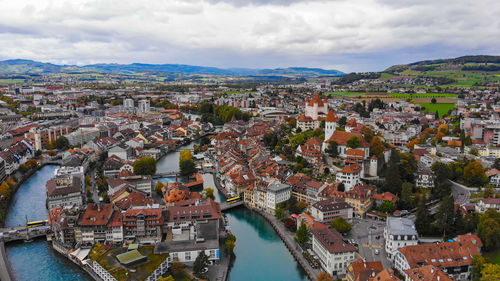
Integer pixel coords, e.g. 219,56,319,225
345,218,392,269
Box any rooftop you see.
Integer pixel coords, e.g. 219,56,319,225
386,217,418,236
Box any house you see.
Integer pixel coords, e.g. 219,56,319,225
265,182,292,213
123,206,163,244
295,137,323,164
108,144,134,160
295,213,327,230
416,169,435,189
475,198,500,213
485,168,500,187
344,184,375,217
297,114,320,131
336,164,362,191
311,227,356,278
46,175,84,210
373,192,398,207
75,203,122,244
346,258,383,281
311,198,353,223
48,207,79,248
404,265,454,281
393,234,482,281
384,217,418,261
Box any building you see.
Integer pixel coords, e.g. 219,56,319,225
123,98,134,108
266,182,291,213
373,192,398,207
24,126,72,150
54,166,85,190
404,265,454,281
46,175,83,210
393,234,482,281
0,157,6,182
123,205,163,244
311,198,353,223
344,184,375,217
138,100,151,113
75,203,122,244
336,164,362,192
297,114,320,131
305,94,328,120
311,227,356,278
485,168,500,187
416,169,435,189
384,217,418,261
346,258,383,281
475,198,500,213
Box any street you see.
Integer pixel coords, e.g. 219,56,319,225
450,180,472,205
347,218,392,269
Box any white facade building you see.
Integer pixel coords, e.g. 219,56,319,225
384,217,418,262
138,100,151,113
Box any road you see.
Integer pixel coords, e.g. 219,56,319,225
450,180,471,205
89,169,99,203
348,218,391,269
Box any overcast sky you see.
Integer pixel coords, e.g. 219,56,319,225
0,0,498,72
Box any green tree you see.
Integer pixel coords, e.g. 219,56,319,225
463,160,488,187
158,276,175,281
415,198,433,236
400,182,414,209
339,116,347,127
295,221,310,246
330,217,352,234
180,159,196,177
398,153,417,183
193,251,209,278
133,156,157,175
275,207,285,220
346,136,361,148
179,149,193,162
379,201,396,214
171,261,186,278
325,141,339,157
437,195,455,237
55,136,70,150
225,233,237,255
470,148,479,156
431,97,437,104
494,158,500,170
477,209,500,251
384,151,403,195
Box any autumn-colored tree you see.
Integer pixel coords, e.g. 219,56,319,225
7,176,15,188
46,139,56,150
0,181,11,198
438,123,449,134
155,181,165,195
179,149,193,162
407,138,420,150
434,131,445,142
463,160,488,187
26,159,38,169
205,187,215,200
48,150,56,156
317,272,333,281
370,136,385,158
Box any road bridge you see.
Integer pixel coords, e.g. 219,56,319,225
220,201,244,211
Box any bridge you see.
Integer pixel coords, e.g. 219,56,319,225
152,171,181,179
0,225,50,243
220,201,244,211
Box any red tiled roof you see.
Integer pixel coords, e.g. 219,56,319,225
311,227,356,254
404,265,453,281
79,203,114,226
326,110,338,122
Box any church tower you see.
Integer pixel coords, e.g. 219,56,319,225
324,110,338,141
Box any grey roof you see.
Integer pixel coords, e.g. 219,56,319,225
267,182,291,193
312,198,351,212
386,217,418,236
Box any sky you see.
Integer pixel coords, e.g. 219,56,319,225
0,0,499,72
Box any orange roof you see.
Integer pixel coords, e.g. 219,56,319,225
326,110,338,122
373,192,398,203
404,265,453,281
339,163,362,174
326,130,366,147
298,114,314,122
307,93,325,107
346,149,365,157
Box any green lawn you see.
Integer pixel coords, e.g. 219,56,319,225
389,93,458,99
415,102,456,118
0,79,25,85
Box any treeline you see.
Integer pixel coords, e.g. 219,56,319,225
462,65,500,71
334,72,381,84
197,102,251,125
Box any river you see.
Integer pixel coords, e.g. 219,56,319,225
5,141,307,281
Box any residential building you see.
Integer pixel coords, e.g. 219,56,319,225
346,258,383,281
24,126,72,150
311,227,356,278
384,217,418,261
54,166,85,190
485,168,500,187
416,169,435,189
266,182,291,213
46,175,83,210
393,234,482,281
344,184,375,217
475,198,500,213
373,192,398,207
336,164,362,191
138,100,151,113
123,205,163,244
311,198,353,223
404,265,454,281
123,98,134,108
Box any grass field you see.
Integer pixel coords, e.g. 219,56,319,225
415,102,456,118
389,93,458,99
219,91,256,94
0,79,25,85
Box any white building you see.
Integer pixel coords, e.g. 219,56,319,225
123,98,134,108
138,100,151,113
266,182,291,213
54,166,85,190
475,198,500,213
311,227,356,278
384,217,418,262
311,198,353,223
46,176,84,210
335,164,362,191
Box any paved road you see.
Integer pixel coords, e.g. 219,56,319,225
450,180,471,205
348,218,391,269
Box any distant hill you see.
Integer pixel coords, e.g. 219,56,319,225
0,59,344,78
384,55,500,74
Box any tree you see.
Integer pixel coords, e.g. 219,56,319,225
317,272,333,281
295,221,310,246
463,160,488,187
400,182,414,209
399,153,417,183
275,207,285,220
437,195,455,237
384,152,403,195
325,141,339,157
435,110,439,119
481,263,500,281
179,149,193,162
470,148,479,156
180,159,196,177
370,136,384,158
379,201,396,214
133,156,157,175
0,181,12,198
330,217,352,234
477,209,500,251
415,198,433,236
158,276,175,281
205,187,215,200
55,136,70,150
346,136,361,149
155,181,165,196
193,251,209,278
431,162,451,181
363,127,374,143
35,149,42,157
171,261,186,278
225,233,237,255
7,177,15,188
494,158,500,170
